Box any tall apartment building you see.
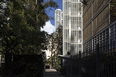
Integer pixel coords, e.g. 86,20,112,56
83,0,116,56
55,9,63,31
63,0,83,56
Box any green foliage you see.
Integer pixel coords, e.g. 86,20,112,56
47,25,63,70
55,58,61,71
0,0,58,55
54,26,63,70
0,1,58,75
110,0,116,10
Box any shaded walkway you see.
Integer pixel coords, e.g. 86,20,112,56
44,69,65,77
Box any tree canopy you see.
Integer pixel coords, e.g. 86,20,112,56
0,0,58,55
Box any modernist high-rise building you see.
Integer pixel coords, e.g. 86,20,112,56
55,9,63,31
83,0,116,56
63,0,83,56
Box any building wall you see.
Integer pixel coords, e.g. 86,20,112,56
83,0,111,43
55,9,63,31
63,0,83,56
83,0,116,56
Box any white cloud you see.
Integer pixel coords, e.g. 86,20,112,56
41,21,55,34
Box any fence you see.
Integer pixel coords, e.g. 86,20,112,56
1,54,43,77
65,20,116,77
65,44,116,77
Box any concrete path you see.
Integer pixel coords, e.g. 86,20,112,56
44,69,65,77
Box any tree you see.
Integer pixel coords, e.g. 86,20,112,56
48,25,63,70
54,25,63,70
0,0,58,55
0,0,58,75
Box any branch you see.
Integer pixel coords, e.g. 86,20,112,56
0,50,5,54
1,27,13,42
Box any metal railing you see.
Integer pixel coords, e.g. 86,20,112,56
65,20,116,77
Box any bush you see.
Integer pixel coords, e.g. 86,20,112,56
55,61,61,71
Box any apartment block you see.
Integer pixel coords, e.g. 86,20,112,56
83,0,116,56
63,0,83,56
55,9,63,31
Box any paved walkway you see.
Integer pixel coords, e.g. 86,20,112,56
44,69,65,77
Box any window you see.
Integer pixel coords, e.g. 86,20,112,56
79,31,81,34
79,44,82,48
78,0,82,2
78,39,82,43
79,35,82,39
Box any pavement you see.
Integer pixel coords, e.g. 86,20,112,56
44,69,65,77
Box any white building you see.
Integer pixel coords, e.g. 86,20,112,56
63,0,83,56
55,9,63,31
42,36,56,69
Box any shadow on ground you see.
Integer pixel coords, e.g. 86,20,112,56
44,69,65,77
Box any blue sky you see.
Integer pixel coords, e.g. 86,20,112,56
41,0,62,34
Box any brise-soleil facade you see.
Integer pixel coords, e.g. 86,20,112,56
83,0,116,56
55,9,63,31
63,0,83,56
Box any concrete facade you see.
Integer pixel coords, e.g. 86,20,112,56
55,9,63,31
63,0,83,56
83,0,116,56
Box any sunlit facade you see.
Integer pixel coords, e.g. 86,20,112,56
83,0,116,56
55,9,63,31
63,0,83,56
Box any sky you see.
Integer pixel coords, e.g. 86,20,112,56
41,0,63,34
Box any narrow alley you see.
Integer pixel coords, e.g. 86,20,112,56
44,69,65,77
